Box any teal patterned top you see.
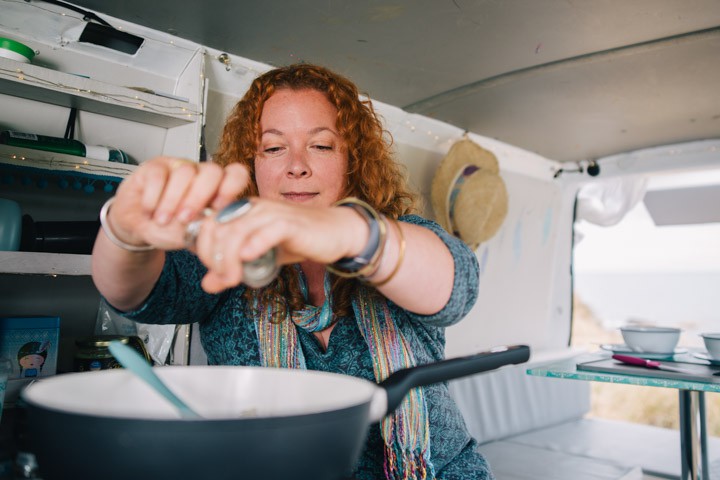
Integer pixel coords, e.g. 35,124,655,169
121,214,493,479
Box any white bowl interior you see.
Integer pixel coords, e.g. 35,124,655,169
620,327,681,354
22,366,378,420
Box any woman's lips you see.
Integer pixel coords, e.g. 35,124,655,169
282,192,318,202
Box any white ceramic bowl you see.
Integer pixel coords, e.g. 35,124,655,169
701,333,720,360
620,326,681,354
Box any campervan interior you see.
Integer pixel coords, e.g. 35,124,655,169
1,1,719,479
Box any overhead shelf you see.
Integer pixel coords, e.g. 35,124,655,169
0,57,200,128
0,144,137,182
0,146,130,276
0,145,127,276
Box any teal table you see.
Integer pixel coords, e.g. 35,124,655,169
527,352,720,480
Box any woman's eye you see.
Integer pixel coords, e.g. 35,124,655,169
313,145,333,151
264,146,283,154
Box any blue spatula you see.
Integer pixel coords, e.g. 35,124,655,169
108,340,201,419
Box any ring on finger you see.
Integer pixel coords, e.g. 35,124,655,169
170,159,196,171
184,220,203,250
213,251,225,264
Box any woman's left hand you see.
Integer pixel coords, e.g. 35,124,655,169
193,198,368,293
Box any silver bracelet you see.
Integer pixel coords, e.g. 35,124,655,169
99,197,155,252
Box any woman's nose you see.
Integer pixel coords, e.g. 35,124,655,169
286,150,310,177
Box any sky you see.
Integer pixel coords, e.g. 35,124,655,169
574,168,720,273
572,167,720,329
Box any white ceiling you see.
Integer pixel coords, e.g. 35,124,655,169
69,0,720,163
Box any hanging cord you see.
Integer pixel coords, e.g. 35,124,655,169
199,126,207,162
64,107,77,140
35,0,113,27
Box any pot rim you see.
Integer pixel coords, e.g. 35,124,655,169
21,365,382,421
620,326,681,333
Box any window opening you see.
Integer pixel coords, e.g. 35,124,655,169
571,167,720,434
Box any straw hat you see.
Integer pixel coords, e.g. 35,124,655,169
431,138,508,250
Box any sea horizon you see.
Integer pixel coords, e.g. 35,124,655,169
574,270,720,334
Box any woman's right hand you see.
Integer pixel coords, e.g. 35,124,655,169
104,156,251,251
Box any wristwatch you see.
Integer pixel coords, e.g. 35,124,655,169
332,202,381,272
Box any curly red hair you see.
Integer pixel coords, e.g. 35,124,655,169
213,63,418,317
214,63,416,216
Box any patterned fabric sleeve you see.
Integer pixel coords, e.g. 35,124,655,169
115,215,477,329
117,250,228,325
399,214,480,327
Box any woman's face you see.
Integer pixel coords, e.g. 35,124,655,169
254,88,349,207
20,354,44,369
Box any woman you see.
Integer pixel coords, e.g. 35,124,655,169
92,63,491,479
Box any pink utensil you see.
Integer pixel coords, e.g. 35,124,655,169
611,354,692,374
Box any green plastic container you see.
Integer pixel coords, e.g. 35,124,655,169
0,37,35,63
0,131,86,157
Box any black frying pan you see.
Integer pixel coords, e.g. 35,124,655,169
22,345,529,480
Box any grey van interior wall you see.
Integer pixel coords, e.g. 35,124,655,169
444,172,573,355
204,89,238,159
390,140,575,356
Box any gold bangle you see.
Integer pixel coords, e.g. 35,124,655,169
99,197,155,252
326,197,387,278
366,218,405,287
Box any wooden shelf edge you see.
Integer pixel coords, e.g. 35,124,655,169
0,251,92,276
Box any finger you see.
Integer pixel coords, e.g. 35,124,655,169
234,213,289,260
176,162,224,223
275,250,305,265
199,247,246,294
135,159,172,215
109,170,157,236
133,217,189,251
217,211,306,271
210,200,304,263
196,222,238,293
154,159,198,225
195,218,245,287
225,202,324,264
107,157,197,248
198,213,260,290
209,220,250,280
211,163,251,210
194,217,218,268
201,270,238,294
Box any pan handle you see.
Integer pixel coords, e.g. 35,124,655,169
379,345,530,415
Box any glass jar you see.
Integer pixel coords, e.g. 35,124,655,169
74,335,128,372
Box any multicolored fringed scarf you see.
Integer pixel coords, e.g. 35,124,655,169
253,270,435,480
